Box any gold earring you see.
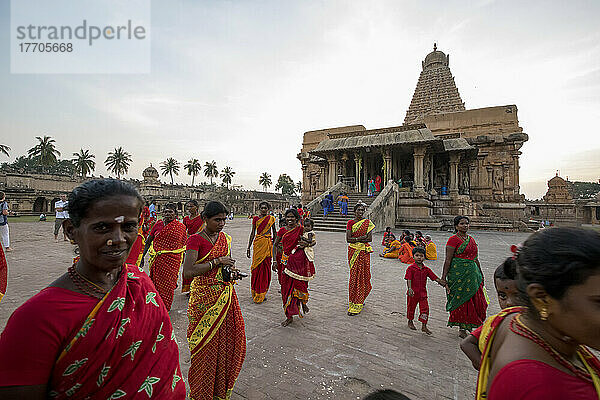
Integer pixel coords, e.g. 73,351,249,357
70,239,76,245
539,308,549,321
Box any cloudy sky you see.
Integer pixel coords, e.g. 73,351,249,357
1,0,599,199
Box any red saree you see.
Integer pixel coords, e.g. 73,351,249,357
125,212,146,266
187,232,246,400
279,225,314,318
0,245,6,303
149,220,187,311
250,215,275,303
182,216,205,293
50,264,185,399
347,219,375,315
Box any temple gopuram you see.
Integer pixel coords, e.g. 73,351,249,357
298,44,532,231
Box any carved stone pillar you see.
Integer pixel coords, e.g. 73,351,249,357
319,165,326,191
354,155,361,192
512,151,521,199
449,153,460,196
327,155,338,188
301,164,309,199
383,149,392,185
413,146,426,194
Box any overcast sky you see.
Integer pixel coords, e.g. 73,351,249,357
1,0,599,199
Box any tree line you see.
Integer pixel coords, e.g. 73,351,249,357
0,137,301,195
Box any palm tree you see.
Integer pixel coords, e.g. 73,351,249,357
160,157,180,184
0,144,10,158
184,158,202,186
259,172,272,192
104,147,132,179
220,166,235,189
28,136,60,171
203,160,218,185
72,149,96,178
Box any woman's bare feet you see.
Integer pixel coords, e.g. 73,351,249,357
459,329,468,338
347,311,358,316
281,317,293,327
421,325,432,335
301,303,309,314
408,320,417,330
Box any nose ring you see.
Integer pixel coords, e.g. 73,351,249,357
107,239,113,246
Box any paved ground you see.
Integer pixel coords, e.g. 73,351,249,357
0,219,531,400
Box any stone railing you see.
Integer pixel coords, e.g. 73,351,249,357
304,181,351,217
365,180,399,233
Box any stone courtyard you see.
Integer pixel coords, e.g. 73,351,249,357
0,219,531,400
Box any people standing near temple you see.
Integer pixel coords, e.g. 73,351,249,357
183,201,246,400
148,200,157,219
141,203,187,311
367,179,376,197
475,228,600,399
0,192,11,252
53,194,69,242
247,201,277,303
321,195,332,218
182,199,205,293
346,202,375,316
273,209,314,326
441,216,487,338
0,179,185,398
339,192,349,215
375,175,382,192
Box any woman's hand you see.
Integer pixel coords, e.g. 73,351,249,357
230,267,241,280
407,288,414,297
217,256,235,267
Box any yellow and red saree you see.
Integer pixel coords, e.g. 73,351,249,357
149,220,187,311
347,218,375,315
250,215,275,303
182,216,205,292
187,232,246,400
49,264,185,399
0,245,6,303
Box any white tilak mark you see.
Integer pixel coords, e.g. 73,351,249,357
115,216,125,223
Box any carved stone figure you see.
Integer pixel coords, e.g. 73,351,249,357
493,167,504,192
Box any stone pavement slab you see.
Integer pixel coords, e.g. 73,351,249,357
0,219,531,399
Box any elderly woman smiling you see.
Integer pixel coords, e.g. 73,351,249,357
0,179,185,399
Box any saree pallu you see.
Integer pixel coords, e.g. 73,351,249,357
48,264,185,399
250,215,275,303
0,245,6,303
149,220,187,311
187,232,246,400
446,236,487,330
183,217,205,293
348,219,375,314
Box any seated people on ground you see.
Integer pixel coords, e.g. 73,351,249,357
424,235,437,260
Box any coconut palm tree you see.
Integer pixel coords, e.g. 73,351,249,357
28,135,61,171
72,149,96,178
203,160,218,185
184,158,201,186
104,147,132,179
259,172,272,192
0,144,10,158
220,166,235,189
160,157,180,184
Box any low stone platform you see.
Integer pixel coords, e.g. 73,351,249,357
0,220,531,399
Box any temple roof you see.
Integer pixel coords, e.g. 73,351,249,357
404,44,465,125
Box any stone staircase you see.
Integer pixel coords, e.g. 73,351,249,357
311,192,378,232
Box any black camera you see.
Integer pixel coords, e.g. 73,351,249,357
222,265,248,282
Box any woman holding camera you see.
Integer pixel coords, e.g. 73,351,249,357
183,201,246,400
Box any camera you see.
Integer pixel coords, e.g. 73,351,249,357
222,265,248,282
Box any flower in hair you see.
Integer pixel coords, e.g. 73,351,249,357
510,243,523,260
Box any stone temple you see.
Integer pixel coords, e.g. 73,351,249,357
298,44,531,231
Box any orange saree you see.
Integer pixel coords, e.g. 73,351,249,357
187,232,246,400
250,215,275,303
347,218,375,315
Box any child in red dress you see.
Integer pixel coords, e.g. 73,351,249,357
405,247,446,335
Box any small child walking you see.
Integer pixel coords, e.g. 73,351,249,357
404,247,446,335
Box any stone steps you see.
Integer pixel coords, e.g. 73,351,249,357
311,191,379,232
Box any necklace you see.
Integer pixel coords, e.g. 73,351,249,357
202,231,218,245
68,263,119,299
511,314,591,382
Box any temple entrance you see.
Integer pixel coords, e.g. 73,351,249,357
33,197,47,213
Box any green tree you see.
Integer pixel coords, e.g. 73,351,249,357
28,135,61,171
184,158,201,186
0,144,10,158
259,172,272,192
160,157,180,184
203,160,218,185
296,181,302,194
104,147,132,179
49,159,76,176
220,166,235,189
275,174,296,195
72,149,96,178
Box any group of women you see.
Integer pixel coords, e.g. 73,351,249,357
0,178,599,399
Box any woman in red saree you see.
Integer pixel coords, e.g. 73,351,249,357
273,209,315,326
246,201,276,303
141,203,187,311
477,228,600,399
346,202,375,316
182,200,205,293
183,201,246,400
124,207,146,266
442,216,487,338
0,179,185,399
0,244,6,303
